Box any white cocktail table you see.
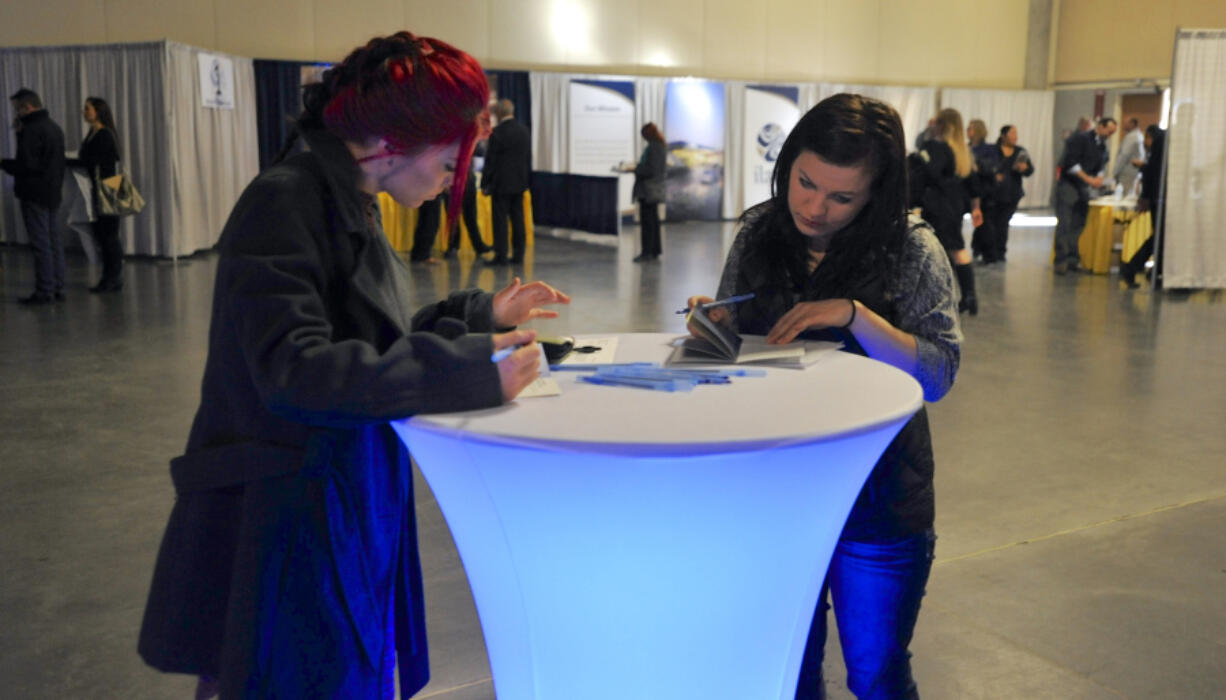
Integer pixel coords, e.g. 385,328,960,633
393,333,922,700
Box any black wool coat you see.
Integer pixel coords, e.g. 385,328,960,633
1,109,66,209
138,128,505,696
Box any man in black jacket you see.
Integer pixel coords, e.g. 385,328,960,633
2,88,67,304
1052,116,1116,275
481,99,531,265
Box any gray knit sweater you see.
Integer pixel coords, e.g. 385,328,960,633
715,212,962,402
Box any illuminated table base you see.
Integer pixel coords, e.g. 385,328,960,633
396,419,910,700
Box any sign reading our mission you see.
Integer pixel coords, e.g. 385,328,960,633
568,80,636,213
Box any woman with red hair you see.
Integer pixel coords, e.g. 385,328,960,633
138,32,568,698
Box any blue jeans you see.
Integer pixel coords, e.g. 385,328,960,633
795,530,936,700
21,200,65,296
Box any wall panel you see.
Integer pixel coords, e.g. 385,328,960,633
15,0,1216,87
636,0,705,74
1054,0,1226,83
764,0,823,82
821,0,881,82
104,0,215,48
214,0,314,60
0,0,107,47
313,0,404,64
405,0,490,60
702,0,767,80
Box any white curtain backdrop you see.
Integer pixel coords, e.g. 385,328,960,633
722,82,935,217
527,72,1078,220
530,71,570,174
530,71,668,177
815,84,937,160
722,81,747,219
0,41,257,257
632,76,667,160
1163,28,1226,289
165,42,259,257
1,42,164,254
940,88,1055,210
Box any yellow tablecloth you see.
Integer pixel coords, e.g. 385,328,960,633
1078,201,1149,274
1121,211,1152,264
1078,204,1120,274
378,191,534,256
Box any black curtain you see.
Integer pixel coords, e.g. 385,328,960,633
530,173,618,235
489,70,531,134
254,60,313,171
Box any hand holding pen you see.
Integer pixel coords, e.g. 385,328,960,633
490,329,539,401
675,292,755,315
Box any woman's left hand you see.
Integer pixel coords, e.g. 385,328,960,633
971,208,984,228
492,277,571,327
765,299,855,345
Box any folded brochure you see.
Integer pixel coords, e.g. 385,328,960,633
669,304,841,367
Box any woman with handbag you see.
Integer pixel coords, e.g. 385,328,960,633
67,97,124,292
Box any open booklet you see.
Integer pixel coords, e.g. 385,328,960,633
668,304,842,368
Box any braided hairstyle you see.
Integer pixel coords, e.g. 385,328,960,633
282,31,490,227
741,93,910,306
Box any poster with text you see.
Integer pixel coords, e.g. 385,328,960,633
569,80,636,213
198,53,235,110
664,80,725,220
743,85,800,210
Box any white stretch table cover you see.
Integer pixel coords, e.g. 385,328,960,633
62,168,98,266
393,333,923,700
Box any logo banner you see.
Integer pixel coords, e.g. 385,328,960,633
743,85,800,210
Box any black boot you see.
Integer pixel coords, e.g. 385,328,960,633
954,263,978,315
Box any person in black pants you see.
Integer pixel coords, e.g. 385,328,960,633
914,108,983,314
686,94,961,700
632,122,667,262
442,168,492,258
481,99,531,265
2,88,66,304
408,196,442,263
1119,125,1164,288
977,125,1034,264
67,97,124,291
1054,117,1116,274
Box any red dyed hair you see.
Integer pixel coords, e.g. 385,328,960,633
317,32,490,226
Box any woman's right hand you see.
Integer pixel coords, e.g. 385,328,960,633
493,329,540,401
684,295,731,327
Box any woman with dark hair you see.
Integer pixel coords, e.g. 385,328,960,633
976,125,1034,264
138,32,569,699
633,122,667,261
68,96,123,291
916,108,983,314
687,93,961,699
1119,124,1165,288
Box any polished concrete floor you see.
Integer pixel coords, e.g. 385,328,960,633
1,217,1224,699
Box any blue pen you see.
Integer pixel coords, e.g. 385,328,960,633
579,374,695,392
675,292,756,314
548,362,658,371
490,344,522,363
